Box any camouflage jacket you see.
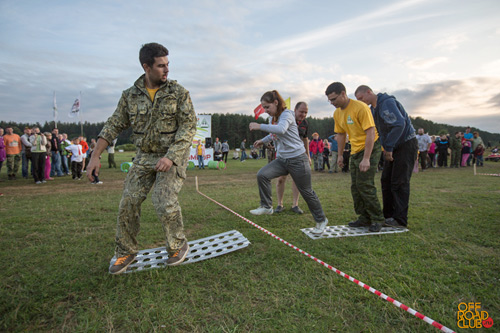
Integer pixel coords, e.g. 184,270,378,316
450,135,462,150
99,74,197,166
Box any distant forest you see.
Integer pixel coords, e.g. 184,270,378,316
2,114,499,148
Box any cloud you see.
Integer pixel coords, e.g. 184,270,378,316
433,33,468,52
405,57,448,70
487,93,500,108
256,0,437,55
390,77,500,133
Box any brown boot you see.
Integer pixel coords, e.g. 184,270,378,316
166,243,190,266
109,254,136,274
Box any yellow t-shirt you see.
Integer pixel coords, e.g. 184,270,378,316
333,99,378,155
146,87,159,102
197,144,203,156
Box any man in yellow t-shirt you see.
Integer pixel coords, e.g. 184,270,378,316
325,82,384,232
197,139,205,169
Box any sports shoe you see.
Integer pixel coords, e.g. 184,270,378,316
249,206,273,215
311,218,328,235
109,254,136,274
384,218,405,228
369,222,382,232
348,220,371,228
166,243,190,266
274,205,284,213
35,181,42,184
291,206,304,214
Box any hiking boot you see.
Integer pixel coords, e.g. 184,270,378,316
291,206,304,214
384,218,405,228
274,205,284,213
369,222,382,232
311,218,328,235
249,206,273,215
109,254,136,275
166,243,190,266
348,220,371,228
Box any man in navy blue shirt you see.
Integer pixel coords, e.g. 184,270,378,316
355,85,417,228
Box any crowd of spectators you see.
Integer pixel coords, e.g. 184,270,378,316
414,126,487,169
0,126,115,186
0,125,495,191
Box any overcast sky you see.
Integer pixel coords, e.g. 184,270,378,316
1,0,499,133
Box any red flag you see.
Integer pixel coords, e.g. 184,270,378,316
254,104,265,120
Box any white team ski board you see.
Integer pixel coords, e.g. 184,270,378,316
301,225,409,240
109,230,250,273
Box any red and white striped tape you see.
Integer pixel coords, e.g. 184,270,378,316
473,163,500,176
195,177,455,333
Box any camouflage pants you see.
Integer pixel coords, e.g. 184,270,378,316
115,152,187,257
349,141,384,224
6,154,21,176
450,149,461,167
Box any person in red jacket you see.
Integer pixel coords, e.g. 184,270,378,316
79,136,89,171
309,132,324,171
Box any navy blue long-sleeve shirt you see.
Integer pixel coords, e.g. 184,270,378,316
372,93,415,152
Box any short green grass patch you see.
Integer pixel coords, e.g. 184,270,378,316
1,153,499,331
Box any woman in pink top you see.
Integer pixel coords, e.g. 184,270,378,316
427,135,436,168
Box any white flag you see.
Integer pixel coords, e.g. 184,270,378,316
69,98,80,118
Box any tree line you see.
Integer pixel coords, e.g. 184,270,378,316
2,114,499,149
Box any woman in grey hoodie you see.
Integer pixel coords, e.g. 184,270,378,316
249,90,328,235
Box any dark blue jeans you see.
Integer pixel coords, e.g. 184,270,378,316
197,155,204,169
240,150,247,161
381,138,418,227
21,151,32,178
50,151,63,176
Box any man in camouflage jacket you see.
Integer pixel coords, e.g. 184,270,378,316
87,43,197,274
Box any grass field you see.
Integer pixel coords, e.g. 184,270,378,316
1,152,499,332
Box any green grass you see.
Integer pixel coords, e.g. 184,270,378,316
1,152,499,332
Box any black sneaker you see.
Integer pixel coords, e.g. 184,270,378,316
291,206,304,214
166,243,190,266
369,223,382,232
109,254,136,274
274,205,284,213
384,218,406,228
348,220,371,228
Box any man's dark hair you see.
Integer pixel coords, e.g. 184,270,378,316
139,43,169,68
325,82,346,96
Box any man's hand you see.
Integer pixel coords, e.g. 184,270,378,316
337,155,344,168
253,140,263,148
155,157,174,172
384,151,394,162
86,157,101,182
249,122,261,131
359,158,370,172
